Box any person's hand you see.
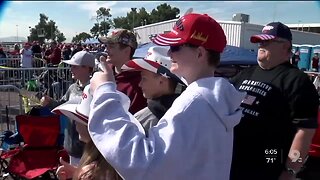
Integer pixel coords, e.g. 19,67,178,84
90,56,115,93
40,95,52,107
56,157,77,180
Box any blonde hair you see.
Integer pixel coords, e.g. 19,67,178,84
73,140,122,180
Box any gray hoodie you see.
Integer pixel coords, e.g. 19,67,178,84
88,77,246,180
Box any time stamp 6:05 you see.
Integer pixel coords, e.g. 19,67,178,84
264,149,302,164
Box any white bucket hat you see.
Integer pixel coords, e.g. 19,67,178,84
52,85,131,125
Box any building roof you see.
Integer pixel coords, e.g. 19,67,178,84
286,23,320,28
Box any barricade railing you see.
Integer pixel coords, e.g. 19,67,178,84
0,66,73,132
0,57,46,68
0,58,20,68
0,66,73,101
0,85,23,132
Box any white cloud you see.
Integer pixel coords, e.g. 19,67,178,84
76,1,118,18
11,1,26,4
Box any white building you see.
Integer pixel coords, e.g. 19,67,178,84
134,19,320,52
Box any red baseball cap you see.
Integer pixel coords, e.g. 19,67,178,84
152,13,227,53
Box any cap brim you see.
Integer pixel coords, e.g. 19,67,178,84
62,59,79,66
52,103,88,125
122,59,160,73
62,60,95,68
122,59,186,85
152,32,186,46
250,34,276,43
98,36,115,44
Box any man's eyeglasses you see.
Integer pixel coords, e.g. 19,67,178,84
258,39,287,46
170,43,198,53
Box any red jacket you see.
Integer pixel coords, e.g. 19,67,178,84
312,57,319,69
114,68,147,114
45,47,62,65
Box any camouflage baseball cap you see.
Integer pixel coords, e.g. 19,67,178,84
98,29,138,49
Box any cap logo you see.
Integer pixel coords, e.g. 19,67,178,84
145,51,152,59
171,29,179,35
122,36,130,43
82,93,87,99
262,25,274,33
190,31,208,44
174,18,184,31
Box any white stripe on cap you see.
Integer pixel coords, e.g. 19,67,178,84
254,34,275,41
156,36,181,44
121,64,136,71
153,34,182,45
132,59,158,73
152,39,170,46
153,38,179,45
157,34,182,41
260,34,275,40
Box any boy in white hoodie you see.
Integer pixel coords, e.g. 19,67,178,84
88,13,246,180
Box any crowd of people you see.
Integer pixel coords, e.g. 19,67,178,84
0,40,106,68
12,12,320,180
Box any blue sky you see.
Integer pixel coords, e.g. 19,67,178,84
1,1,320,42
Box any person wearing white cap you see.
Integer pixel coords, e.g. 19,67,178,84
88,13,245,180
122,46,186,134
20,42,33,68
41,51,95,167
20,42,33,87
52,85,130,180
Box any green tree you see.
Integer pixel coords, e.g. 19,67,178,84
28,13,66,44
71,32,92,43
150,3,180,23
113,16,130,30
139,7,150,26
112,4,180,30
90,7,112,38
56,30,66,43
113,7,150,30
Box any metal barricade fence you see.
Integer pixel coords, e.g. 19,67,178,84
0,66,72,131
0,57,46,68
0,85,23,132
0,57,20,68
0,66,72,98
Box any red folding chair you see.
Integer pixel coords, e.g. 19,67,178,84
2,114,69,179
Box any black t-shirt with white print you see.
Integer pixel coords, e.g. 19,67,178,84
229,62,318,180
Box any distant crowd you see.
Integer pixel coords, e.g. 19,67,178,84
0,41,106,67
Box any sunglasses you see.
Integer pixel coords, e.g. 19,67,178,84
258,39,287,46
170,43,198,52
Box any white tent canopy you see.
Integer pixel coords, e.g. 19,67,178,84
82,38,99,44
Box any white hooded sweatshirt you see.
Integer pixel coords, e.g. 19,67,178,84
88,77,246,180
